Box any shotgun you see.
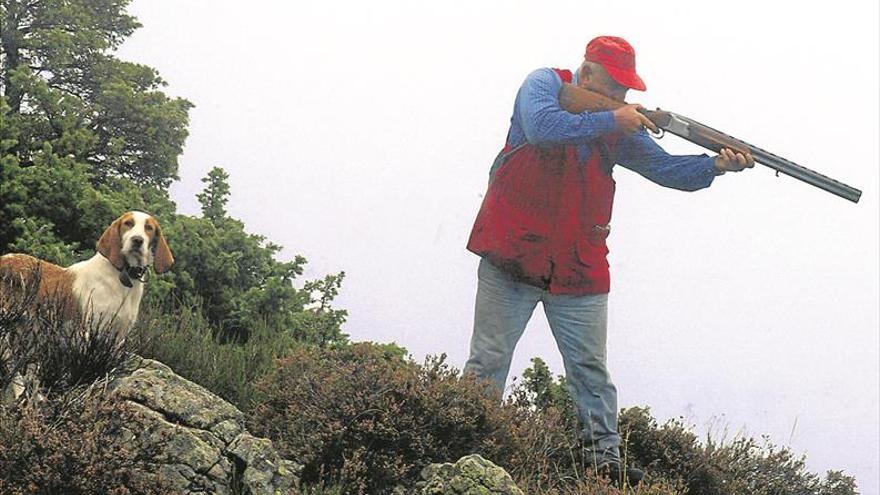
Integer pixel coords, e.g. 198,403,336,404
559,84,862,203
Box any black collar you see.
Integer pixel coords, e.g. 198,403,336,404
119,263,147,288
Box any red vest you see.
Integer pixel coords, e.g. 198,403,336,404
467,69,619,295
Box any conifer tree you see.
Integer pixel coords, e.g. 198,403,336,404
197,167,231,223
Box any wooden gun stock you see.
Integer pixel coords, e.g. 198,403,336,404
558,84,862,203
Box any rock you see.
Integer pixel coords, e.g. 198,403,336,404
416,454,524,495
228,434,302,494
102,357,301,494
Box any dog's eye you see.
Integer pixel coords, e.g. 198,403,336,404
124,220,135,227
145,224,154,231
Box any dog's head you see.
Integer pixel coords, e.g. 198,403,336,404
96,211,174,274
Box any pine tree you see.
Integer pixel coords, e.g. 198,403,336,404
197,167,231,223
0,0,192,188
0,0,190,257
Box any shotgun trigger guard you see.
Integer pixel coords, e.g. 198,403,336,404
649,127,665,139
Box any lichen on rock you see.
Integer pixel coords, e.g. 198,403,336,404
102,358,301,494
416,454,524,495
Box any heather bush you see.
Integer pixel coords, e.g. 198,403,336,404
618,407,858,495
249,347,857,495
0,270,168,493
248,343,522,494
0,389,169,494
247,343,684,495
512,357,858,495
0,266,130,399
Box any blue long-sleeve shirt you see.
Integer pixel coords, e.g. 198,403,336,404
506,68,717,191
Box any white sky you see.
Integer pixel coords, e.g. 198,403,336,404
118,1,879,492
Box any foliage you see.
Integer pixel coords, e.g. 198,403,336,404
0,0,191,189
619,407,860,495
518,359,859,495
0,265,130,397
0,390,170,494
246,350,858,495
246,345,676,495
1,1,344,344
128,298,345,411
518,356,575,417
139,167,349,342
0,0,184,259
0,274,168,494
248,343,520,495
0,130,168,266
197,166,231,222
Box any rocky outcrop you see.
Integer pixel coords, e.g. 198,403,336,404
416,454,524,495
104,358,300,494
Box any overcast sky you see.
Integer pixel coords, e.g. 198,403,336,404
118,1,879,491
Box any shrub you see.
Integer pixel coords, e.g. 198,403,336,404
249,346,856,495
0,267,169,493
0,265,130,399
514,359,858,495
618,407,858,495
247,343,685,495
0,389,169,494
128,299,307,411
248,343,526,494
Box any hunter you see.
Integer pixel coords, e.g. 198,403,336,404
464,35,754,486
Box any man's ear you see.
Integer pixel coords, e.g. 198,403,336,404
580,62,594,82
97,217,125,270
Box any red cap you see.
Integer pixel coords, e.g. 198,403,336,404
585,36,646,91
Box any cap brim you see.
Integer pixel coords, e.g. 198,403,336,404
604,65,646,91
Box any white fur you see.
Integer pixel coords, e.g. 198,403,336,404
69,210,156,332
121,211,154,269
68,253,144,332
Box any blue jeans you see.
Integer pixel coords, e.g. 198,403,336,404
463,258,620,464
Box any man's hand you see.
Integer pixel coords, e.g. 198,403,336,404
714,148,755,174
612,103,658,134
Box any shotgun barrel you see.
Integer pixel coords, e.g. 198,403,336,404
641,109,862,203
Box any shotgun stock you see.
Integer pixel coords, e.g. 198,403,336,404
558,84,862,203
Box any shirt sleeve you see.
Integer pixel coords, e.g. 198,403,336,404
616,129,718,191
516,68,617,145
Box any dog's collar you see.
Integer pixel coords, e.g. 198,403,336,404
119,263,147,288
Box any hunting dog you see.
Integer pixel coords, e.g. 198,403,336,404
0,211,174,334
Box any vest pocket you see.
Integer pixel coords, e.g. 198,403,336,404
576,238,610,267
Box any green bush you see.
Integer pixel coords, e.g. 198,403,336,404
512,356,858,495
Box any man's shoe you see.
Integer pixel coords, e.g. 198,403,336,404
597,462,645,488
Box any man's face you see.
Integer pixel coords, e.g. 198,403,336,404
578,62,628,101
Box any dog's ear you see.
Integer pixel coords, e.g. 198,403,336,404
96,216,125,270
151,224,174,274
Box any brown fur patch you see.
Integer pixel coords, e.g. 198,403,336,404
146,217,174,274
96,213,131,271
0,253,79,319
